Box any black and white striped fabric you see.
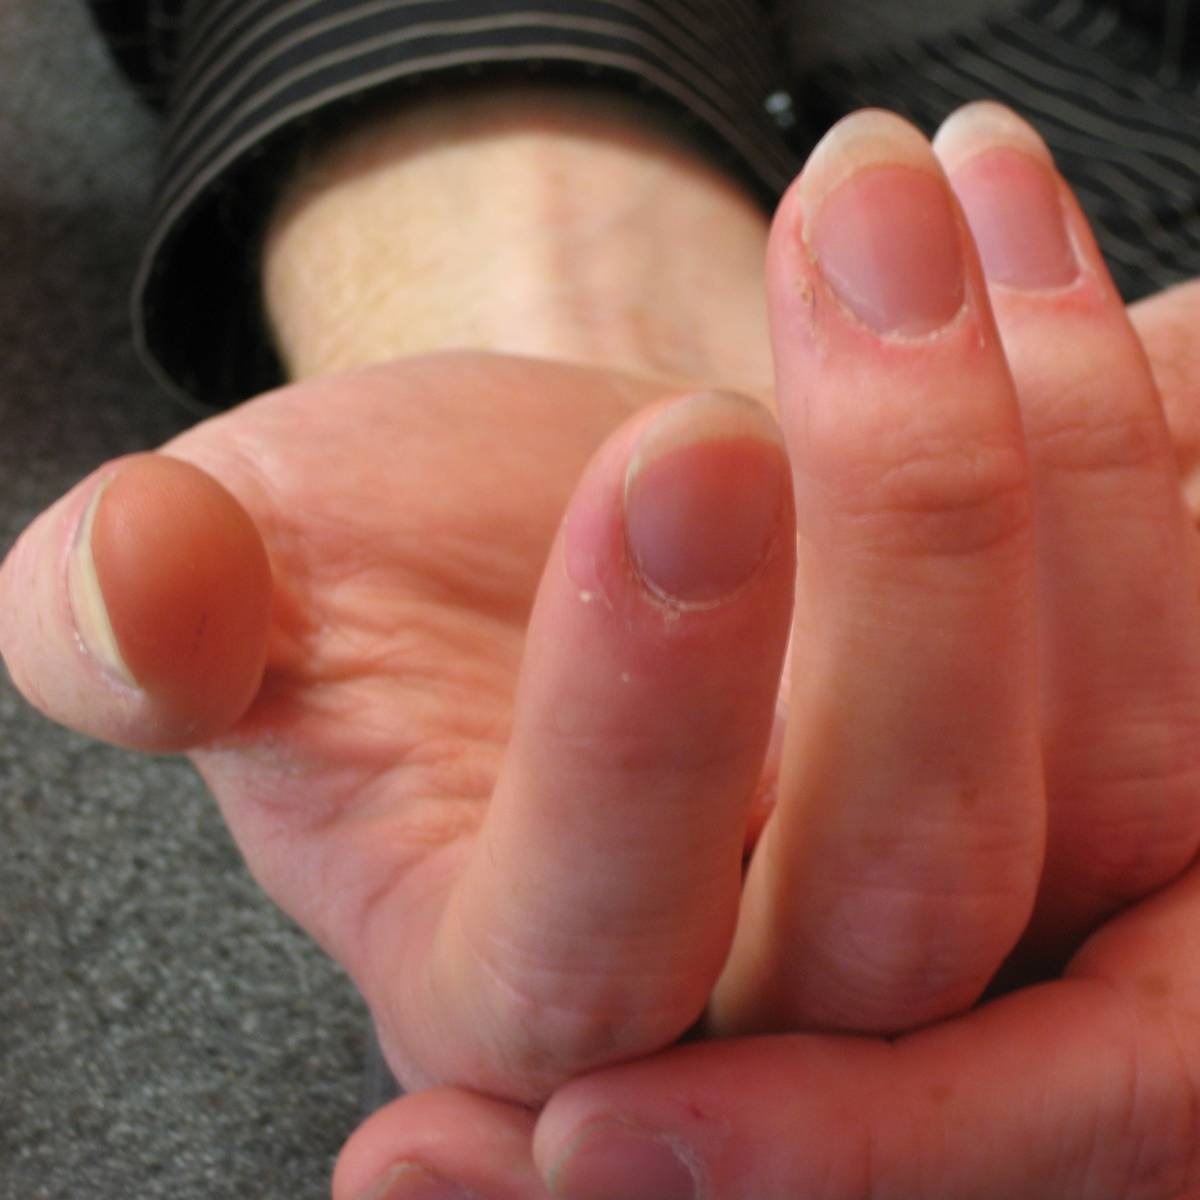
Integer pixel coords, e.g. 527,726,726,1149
85,0,1200,409
805,0,1200,309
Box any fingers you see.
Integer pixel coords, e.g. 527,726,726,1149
535,865,1200,1200
713,111,1045,1036
334,1089,547,1200
535,985,1200,1200
936,103,1200,961
0,453,272,752
369,390,795,1100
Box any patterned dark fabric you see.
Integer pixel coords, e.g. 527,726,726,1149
804,0,1200,310
87,0,799,407
83,0,1200,411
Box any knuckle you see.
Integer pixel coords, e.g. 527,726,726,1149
1031,406,1167,477
806,877,1033,1031
468,934,701,1100
838,436,1031,560
1053,724,1200,901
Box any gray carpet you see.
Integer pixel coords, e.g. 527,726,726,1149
0,3,366,1197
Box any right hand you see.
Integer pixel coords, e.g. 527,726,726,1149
327,104,1200,1200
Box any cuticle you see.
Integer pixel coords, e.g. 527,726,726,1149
549,1116,704,1199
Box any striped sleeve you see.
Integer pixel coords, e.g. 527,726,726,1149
87,1,803,409
801,0,1200,305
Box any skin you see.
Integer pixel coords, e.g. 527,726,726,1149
4,89,1200,1199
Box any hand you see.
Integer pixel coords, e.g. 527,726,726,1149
330,104,1200,1200
0,351,798,1101
2,85,791,1104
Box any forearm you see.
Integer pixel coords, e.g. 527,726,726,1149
261,83,773,390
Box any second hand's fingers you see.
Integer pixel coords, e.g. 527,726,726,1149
937,103,1200,962
334,1088,548,1200
714,110,1045,1036
0,453,272,751
368,390,795,1101
337,859,1200,1200
538,862,1200,1200
533,964,1200,1200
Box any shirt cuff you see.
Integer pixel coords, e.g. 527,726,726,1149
132,0,803,409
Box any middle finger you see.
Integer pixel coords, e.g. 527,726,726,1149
714,111,1046,1036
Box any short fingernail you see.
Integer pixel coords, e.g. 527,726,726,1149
548,1119,697,1200
624,391,788,606
801,110,965,337
356,1161,475,1200
936,102,1078,290
67,478,137,686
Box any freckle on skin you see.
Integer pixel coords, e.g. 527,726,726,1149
929,1084,953,1105
959,783,979,811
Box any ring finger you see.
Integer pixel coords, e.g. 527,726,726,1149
936,101,1200,970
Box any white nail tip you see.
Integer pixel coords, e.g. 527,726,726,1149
67,481,137,687
933,102,1053,172
625,390,780,497
798,109,940,224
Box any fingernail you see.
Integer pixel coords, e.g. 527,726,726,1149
67,478,137,686
935,102,1078,290
801,110,965,337
356,1161,475,1200
624,391,787,606
548,1119,697,1200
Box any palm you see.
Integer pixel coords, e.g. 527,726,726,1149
183,354,633,772
166,352,697,1088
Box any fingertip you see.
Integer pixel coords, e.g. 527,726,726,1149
935,102,1082,294
799,109,938,212
333,1090,542,1200
86,454,272,748
767,107,976,353
1,453,272,753
621,390,790,607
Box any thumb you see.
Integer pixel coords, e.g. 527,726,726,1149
0,453,272,752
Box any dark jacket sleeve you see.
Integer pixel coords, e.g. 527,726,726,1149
86,0,803,409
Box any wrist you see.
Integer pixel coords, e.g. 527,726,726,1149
261,83,773,389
